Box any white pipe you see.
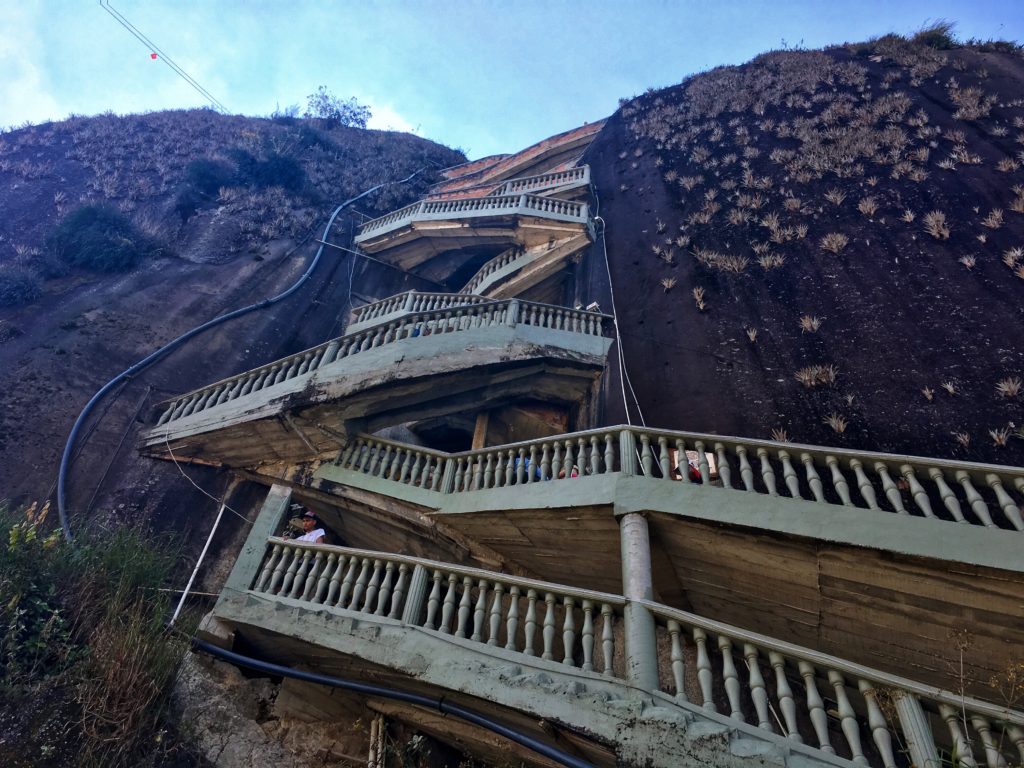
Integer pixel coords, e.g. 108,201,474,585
170,499,227,626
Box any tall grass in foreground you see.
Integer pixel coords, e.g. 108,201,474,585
0,501,195,767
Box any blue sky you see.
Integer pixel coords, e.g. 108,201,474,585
3,1,1023,158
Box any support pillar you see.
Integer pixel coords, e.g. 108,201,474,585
894,692,940,768
401,564,430,625
620,511,659,691
471,411,491,450
221,483,293,599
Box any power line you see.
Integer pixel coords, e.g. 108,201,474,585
98,0,229,113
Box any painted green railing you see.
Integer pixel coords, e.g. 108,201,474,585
154,300,611,428
347,291,490,334
250,541,1024,768
488,165,590,197
335,427,1024,533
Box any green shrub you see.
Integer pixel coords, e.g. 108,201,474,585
912,20,958,50
0,264,43,306
964,38,1024,54
183,158,235,197
46,205,160,272
304,85,372,128
0,502,190,767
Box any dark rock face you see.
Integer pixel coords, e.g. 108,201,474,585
585,41,1024,465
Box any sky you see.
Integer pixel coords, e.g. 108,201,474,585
3,1,1024,159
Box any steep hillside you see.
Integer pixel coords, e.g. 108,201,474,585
585,35,1024,464
0,110,464,527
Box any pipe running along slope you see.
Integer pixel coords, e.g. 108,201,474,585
56,168,431,541
191,638,595,768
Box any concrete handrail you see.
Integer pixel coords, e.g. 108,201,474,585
154,300,612,428
489,166,590,197
348,291,490,332
249,541,1024,768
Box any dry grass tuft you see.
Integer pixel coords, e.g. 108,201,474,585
981,209,1004,229
819,232,849,254
1004,247,1024,267
941,381,957,395
989,427,1010,447
745,327,758,342
660,277,677,292
995,377,1022,398
799,315,822,333
794,364,838,388
996,158,1021,173
824,188,847,206
823,413,848,434
952,431,970,448
692,286,707,311
857,196,879,216
771,428,790,443
923,210,950,240
959,255,976,270
901,209,916,223
922,386,935,401
757,253,785,270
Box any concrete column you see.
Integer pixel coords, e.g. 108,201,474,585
620,511,659,691
894,692,940,768
401,564,430,625
221,484,292,600
505,299,520,326
471,411,491,450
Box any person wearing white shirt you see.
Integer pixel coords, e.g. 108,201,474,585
295,511,326,543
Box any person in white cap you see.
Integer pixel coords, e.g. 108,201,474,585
295,510,326,543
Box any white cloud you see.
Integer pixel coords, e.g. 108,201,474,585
366,103,418,134
0,5,61,126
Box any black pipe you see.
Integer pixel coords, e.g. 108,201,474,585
56,168,428,541
191,637,595,768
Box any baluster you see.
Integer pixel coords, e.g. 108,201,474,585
604,433,615,473
826,457,855,506
325,554,347,605
719,636,744,721
640,434,654,476
347,558,372,611
389,563,408,619
278,547,302,596
581,600,595,672
828,671,868,765
737,446,755,491
487,583,504,645
374,562,394,616
361,560,383,612
876,462,908,513
425,570,443,630
524,589,538,656
859,680,898,768
454,457,466,490
483,453,494,489
778,450,801,498
956,472,996,527
337,556,360,608
289,549,314,599
471,579,488,642
398,449,414,483
562,597,576,665
744,644,772,730
472,455,483,491
659,436,675,479
369,444,386,477
850,459,880,509
939,704,978,768
668,620,688,702
901,465,936,518
303,552,325,601
802,453,826,502
409,453,423,486
542,593,557,660
768,652,801,741
439,573,459,634
799,661,834,753
715,443,733,488
987,474,1024,530
757,448,778,495
527,445,538,483
389,448,404,481
970,715,1008,768
504,450,515,487
505,586,520,651
929,467,966,523
695,440,711,482
516,448,526,484
541,443,551,481
601,604,614,676
693,628,716,711
551,442,562,480
455,576,474,638
256,544,282,592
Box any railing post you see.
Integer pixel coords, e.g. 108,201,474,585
620,512,659,691
440,458,457,493
222,483,292,598
505,299,520,327
894,692,941,768
402,291,416,312
400,564,430,625
619,429,638,476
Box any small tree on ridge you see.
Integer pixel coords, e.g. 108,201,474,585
304,86,372,128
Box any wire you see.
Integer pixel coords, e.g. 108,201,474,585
98,0,228,113
164,436,252,526
57,166,432,541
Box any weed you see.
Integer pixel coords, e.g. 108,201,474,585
660,277,677,292
795,364,838,388
824,188,847,206
981,209,1004,229
745,327,758,342
941,381,957,395
959,255,976,270
922,386,935,401
990,427,1010,447
771,428,790,443
901,209,916,223
923,211,951,240
997,158,1021,173
757,253,785,270
823,413,848,433
692,286,707,311
995,377,1022,398
799,315,822,333
858,196,879,216
1004,247,1024,268
952,431,971,448
0,264,43,307
819,232,849,254
46,205,160,272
